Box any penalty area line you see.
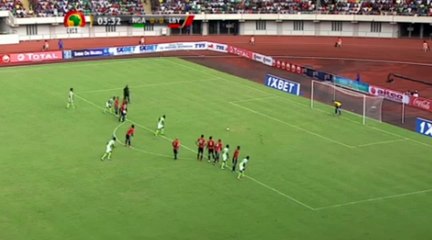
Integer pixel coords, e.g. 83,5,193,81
314,188,432,211
356,138,408,147
76,93,315,211
229,101,355,149
246,175,315,211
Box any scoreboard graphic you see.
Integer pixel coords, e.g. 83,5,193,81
63,11,194,30
91,15,195,29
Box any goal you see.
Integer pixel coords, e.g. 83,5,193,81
311,81,384,124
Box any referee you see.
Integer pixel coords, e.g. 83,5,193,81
123,85,130,104
334,100,342,115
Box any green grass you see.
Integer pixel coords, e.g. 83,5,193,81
1,58,431,240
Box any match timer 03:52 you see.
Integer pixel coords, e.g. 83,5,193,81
91,15,194,29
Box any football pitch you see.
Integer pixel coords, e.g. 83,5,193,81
1,57,431,240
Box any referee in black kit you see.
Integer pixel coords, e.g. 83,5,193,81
123,85,130,104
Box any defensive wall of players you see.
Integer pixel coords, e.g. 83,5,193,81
1,11,432,44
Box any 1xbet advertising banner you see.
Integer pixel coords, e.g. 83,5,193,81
109,46,139,56
227,45,253,60
264,74,300,96
5,51,63,63
334,76,369,93
416,118,432,138
71,48,110,58
139,44,157,53
109,45,157,56
368,85,410,104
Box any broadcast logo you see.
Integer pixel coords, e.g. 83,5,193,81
64,10,86,34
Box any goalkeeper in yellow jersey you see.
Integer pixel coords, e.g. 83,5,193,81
334,100,342,115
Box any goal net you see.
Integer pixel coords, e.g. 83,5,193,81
311,81,384,124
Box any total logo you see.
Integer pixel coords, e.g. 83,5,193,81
16,52,60,61
2,55,10,63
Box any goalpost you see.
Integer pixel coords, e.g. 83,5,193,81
311,81,384,125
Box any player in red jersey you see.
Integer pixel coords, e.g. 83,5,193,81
214,139,223,164
114,96,119,115
232,146,240,172
172,138,181,160
125,124,135,147
207,136,216,162
196,134,206,161
119,100,128,122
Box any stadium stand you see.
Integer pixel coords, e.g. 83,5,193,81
29,0,93,17
0,0,27,17
22,0,144,17
90,0,145,16
153,0,432,16
2,0,431,17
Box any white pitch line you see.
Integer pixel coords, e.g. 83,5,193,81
245,175,315,210
50,55,432,210
367,126,432,149
164,57,432,148
229,101,355,149
76,93,314,210
263,94,432,150
356,138,408,147
314,188,432,211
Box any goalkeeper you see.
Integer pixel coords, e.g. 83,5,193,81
334,100,342,115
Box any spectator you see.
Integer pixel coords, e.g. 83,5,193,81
355,73,361,82
42,40,49,51
335,37,342,48
58,39,64,50
249,35,255,45
423,40,430,52
4,0,432,17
